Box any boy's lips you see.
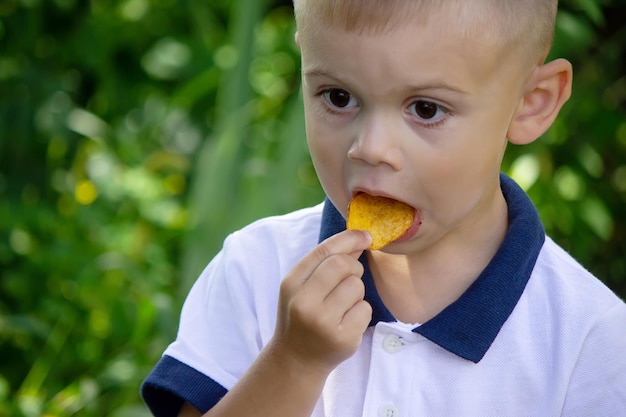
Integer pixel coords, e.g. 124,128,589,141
393,209,422,243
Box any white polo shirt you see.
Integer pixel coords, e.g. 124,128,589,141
142,175,626,416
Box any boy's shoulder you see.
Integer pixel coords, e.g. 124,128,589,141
218,202,326,265
229,202,325,243
530,235,625,319
536,236,618,296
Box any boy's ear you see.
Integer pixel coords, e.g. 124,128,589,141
295,31,300,47
507,58,573,145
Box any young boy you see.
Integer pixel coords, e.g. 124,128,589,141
142,0,626,415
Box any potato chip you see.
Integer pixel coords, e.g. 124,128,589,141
347,193,414,250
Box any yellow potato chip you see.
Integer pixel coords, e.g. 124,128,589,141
347,193,414,250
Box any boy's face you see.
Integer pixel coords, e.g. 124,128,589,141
299,12,534,254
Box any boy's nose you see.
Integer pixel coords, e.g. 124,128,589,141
347,114,404,170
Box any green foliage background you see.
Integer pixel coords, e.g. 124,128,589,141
0,0,624,415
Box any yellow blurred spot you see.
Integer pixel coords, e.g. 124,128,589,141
75,180,98,205
163,174,186,195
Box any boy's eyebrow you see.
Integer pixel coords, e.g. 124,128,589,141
303,68,468,95
302,69,342,83
406,81,468,95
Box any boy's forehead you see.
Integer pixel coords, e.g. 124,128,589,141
300,20,510,94
294,0,557,63
298,4,508,72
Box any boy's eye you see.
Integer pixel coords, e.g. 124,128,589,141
322,88,357,109
409,100,447,122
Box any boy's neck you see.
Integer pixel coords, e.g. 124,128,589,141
367,187,509,324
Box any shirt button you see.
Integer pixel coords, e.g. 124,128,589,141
379,403,400,417
383,334,404,353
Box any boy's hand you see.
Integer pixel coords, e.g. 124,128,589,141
271,230,373,376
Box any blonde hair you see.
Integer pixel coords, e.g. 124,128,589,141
293,0,558,64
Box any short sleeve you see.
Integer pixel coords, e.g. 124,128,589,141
141,232,281,416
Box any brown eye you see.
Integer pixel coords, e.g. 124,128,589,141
413,100,438,119
408,99,448,126
324,88,355,108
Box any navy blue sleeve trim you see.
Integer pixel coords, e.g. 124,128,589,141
141,355,228,417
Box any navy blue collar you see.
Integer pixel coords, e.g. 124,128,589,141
318,173,545,363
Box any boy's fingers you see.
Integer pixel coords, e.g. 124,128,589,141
341,299,372,335
304,253,364,299
323,274,365,318
295,230,371,283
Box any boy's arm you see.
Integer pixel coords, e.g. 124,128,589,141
176,345,328,417
179,230,372,417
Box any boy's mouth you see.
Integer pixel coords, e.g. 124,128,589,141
393,210,422,243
